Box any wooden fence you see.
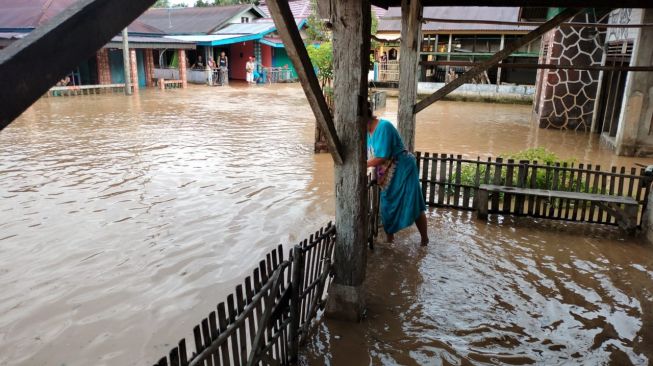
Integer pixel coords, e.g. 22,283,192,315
154,223,336,366
415,152,653,226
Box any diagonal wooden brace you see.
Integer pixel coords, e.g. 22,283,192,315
413,7,583,114
266,0,344,165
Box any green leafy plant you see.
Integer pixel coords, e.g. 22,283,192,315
306,42,333,88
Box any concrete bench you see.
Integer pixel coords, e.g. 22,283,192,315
477,184,639,232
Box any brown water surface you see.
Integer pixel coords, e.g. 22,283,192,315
1,84,652,365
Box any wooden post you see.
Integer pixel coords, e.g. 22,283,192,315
414,7,582,114
496,34,505,88
397,0,422,152
129,48,139,93
446,33,453,76
121,28,132,95
178,49,187,88
288,245,303,362
266,0,344,165
324,0,371,322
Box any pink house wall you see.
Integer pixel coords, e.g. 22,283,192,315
229,41,255,80
261,44,272,68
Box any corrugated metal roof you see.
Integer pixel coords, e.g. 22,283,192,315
137,5,265,35
107,35,195,49
378,6,535,33
214,22,275,35
0,0,164,34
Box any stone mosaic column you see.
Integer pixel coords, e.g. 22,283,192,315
178,49,187,88
536,13,605,131
129,49,139,93
96,49,112,85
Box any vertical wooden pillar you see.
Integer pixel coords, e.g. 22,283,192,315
144,49,154,87
121,28,132,95
446,33,453,75
129,49,139,93
496,34,505,88
178,49,187,88
96,49,112,85
397,0,422,153
324,0,371,322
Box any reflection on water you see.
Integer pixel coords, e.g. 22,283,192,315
303,211,653,365
1,85,652,365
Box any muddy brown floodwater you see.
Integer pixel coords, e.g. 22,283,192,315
1,84,652,366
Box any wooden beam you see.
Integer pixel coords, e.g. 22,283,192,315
383,17,653,29
421,61,653,72
0,0,157,131
266,0,344,165
373,0,651,7
414,7,582,114
397,0,422,152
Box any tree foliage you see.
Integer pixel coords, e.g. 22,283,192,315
307,42,333,88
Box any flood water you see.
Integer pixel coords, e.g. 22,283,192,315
1,84,652,365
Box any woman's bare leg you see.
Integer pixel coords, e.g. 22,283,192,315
415,212,429,246
386,232,394,243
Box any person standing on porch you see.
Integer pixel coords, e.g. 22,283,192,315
367,109,429,246
218,51,228,86
245,57,255,84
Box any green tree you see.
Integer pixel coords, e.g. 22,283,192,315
307,42,333,88
153,0,170,7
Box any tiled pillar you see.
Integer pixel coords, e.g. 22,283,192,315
144,49,154,87
178,49,187,88
96,48,112,85
536,13,605,131
129,49,139,92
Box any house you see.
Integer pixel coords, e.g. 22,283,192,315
138,2,311,82
533,8,653,157
375,7,545,85
0,0,194,90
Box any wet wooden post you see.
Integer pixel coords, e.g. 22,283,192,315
121,28,132,95
397,0,422,152
324,0,371,321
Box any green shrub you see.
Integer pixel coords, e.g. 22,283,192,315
448,148,584,194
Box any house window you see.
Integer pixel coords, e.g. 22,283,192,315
241,17,249,23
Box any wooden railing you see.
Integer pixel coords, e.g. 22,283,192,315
416,152,653,226
377,60,400,82
154,224,336,366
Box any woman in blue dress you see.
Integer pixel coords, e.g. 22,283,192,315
367,111,429,246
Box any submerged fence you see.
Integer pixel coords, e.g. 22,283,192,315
154,223,336,366
415,152,653,226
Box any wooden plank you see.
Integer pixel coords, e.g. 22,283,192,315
599,169,608,223
572,163,584,221
472,157,481,210
438,153,447,205
266,0,343,164
447,154,455,206
217,303,231,366
557,163,568,219
396,0,422,152
170,347,180,366
628,167,636,198
548,163,560,218
581,164,592,221
429,154,438,205
478,185,638,205
503,159,514,214
516,161,527,215
420,61,653,72
234,286,248,363
608,167,617,224
201,318,214,366
179,339,189,366
454,155,462,208
528,161,538,216
491,157,503,212
244,277,258,353
420,152,429,201
208,312,220,366
413,7,582,114
288,246,303,362
0,0,157,130
477,188,488,219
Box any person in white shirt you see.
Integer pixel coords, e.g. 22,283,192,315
245,57,255,84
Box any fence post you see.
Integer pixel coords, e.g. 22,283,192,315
288,245,304,363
